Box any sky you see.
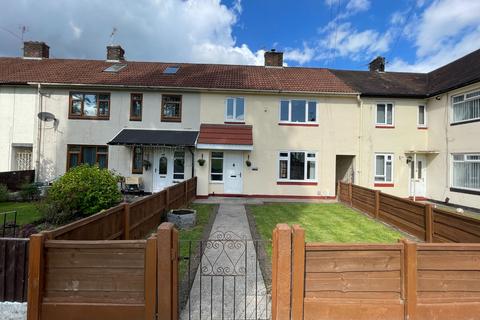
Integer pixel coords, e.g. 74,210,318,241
0,0,479,72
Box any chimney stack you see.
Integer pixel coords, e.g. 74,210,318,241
264,49,283,67
23,41,49,59
369,56,385,72
106,45,125,62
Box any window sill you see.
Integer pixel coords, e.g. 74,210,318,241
69,116,110,121
130,118,142,122
450,187,480,196
278,123,319,127
224,121,246,124
374,183,394,187
161,118,182,123
375,125,395,129
417,126,428,130
277,181,318,186
451,118,480,126
209,181,224,184
131,171,143,174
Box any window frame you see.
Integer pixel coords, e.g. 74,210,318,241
66,144,109,170
173,151,185,181
210,152,224,183
374,153,394,184
131,146,143,174
375,102,395,127
225,97,246,123
450,153,480,193
417,105,427,128
277,151,317,183
451,90,480,125
161,94,182,122
68,92,111,120
130,93,143,121
279,99,318,125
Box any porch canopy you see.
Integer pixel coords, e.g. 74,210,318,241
196,124,253,151
108,129,198,146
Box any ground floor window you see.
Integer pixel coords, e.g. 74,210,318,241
132,146,143,174
67,145,108,170
375,153,393,183
278,151,316,181
452,153,480,191
173,151,185,180
210,152,224,181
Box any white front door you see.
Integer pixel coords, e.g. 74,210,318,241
409,155,426,198
224,152,243,194
153,150,173,192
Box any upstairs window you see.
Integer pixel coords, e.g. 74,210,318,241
452,153,480,191
225,97,245,122
132,146,143,174
210,152,224,182
67,145,108,170
418,105,427,128
278,151,316,181
69,92,110,119
279,100,317,123
161,95,182,122
130,93,143,121
375,153,393,183
376,103,394,127
173,151,185,180
452,90,480,124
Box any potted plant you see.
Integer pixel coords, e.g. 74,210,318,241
197,159,206,166
143,159,151,171
245,160,252,167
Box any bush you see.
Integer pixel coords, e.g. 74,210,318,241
0,184,8,202
46,165,122,217
20,183,40,201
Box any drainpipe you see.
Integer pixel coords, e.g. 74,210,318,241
35,83,42,182
189,147,195,178
356,94,363,184
413,153,417,202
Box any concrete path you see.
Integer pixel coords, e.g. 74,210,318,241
180,204,270,320
194,196,336,205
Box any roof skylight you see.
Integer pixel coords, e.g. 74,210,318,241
104,63,127,73
163,66,180,74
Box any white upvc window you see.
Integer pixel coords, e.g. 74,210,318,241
376,102,394,126
278,151,316,181
210,152,224,182
375,153,394,183
418,105,427,127
452,153,480,191
225,97,245,122
451,90,480,124
279,100,317,123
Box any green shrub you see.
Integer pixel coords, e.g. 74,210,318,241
47,165,122,216
20,183,40,201
0,184,8,202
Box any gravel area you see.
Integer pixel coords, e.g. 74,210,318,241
0,302,26,320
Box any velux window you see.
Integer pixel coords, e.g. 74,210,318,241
70,92,110,119
376,103,394,126
210,152,224,181
375,153,393,183
280,100,317,123
226,97,245,122
161,95,182,122
278,151,316,181
452,154,480,191
452,90,480,124
67,145,108,170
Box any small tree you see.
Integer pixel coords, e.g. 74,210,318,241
43,165,122,223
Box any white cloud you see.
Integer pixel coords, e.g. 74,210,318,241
345,0,370,13
284,44,315,65
0,0,264,65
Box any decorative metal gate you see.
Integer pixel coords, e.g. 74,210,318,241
179,231,271,320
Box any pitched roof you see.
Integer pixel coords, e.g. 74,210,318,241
197,124,253,146
0,57,355,94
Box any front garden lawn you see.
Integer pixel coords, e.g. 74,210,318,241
0,202,41,226
249,203,403,246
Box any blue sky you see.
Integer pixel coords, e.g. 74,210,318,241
1,0,479,72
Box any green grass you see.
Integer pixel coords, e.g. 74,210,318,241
249,203,403,254
178,204,216,276
0,201,42,226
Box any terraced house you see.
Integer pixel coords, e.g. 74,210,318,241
1,41,479,208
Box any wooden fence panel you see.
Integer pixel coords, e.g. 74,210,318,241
351,184,376,216
338,182,350,202
432,208,480,243
0,238,29,302
129,191,167,240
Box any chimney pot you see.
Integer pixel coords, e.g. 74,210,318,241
23,41,49,59
107,45,125,62
264,50,283,67
369,56,385,72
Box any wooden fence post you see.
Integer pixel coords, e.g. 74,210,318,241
375,190,381,219
145,235,157,320
27,233,45,320
157,222,177,320
166,188,171,211
424,204,433,243
271,224,292,320
403,240,417,320
336,181,340,201
184,181,188,205
124,202,131,240
291,225,305,320
348,183,353,206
